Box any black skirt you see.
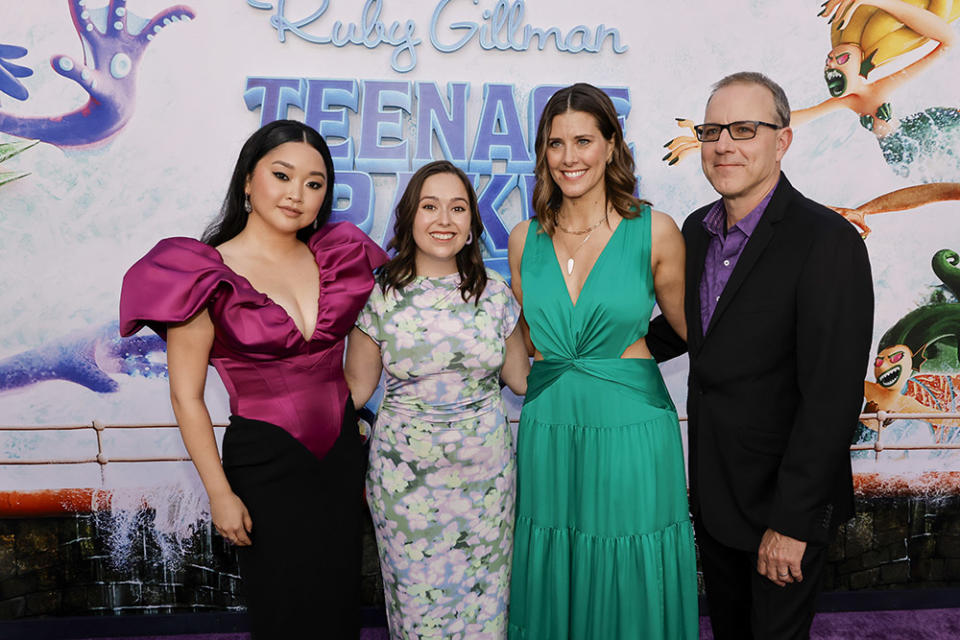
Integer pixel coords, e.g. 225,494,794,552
222,399,364,640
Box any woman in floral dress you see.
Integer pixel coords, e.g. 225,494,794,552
345,160,529,639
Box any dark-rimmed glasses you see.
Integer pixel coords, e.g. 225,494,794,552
693,121,781,142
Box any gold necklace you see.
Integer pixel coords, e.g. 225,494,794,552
556,215,604,235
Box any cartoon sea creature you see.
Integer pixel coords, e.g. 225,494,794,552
0,0,195,148
0,139,37,188
0,44,33,103
828,182,960,237
863,344,960,441
0,322,166,394
864,248,960,441
664,0,960,181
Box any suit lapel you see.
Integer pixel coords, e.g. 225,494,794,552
704,174,794,338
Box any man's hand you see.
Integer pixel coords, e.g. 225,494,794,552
757,528,807,587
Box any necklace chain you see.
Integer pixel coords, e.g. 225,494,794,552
564,229,598,275
557,203,611,275
556,215,604,235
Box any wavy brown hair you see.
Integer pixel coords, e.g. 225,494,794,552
532,83,650,235
380,161,488,304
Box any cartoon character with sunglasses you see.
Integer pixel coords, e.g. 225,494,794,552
665,0,960,183
863,342,960,442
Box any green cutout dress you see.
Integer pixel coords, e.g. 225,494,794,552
508,210,697,639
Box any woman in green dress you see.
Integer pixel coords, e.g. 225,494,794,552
507,83,697,639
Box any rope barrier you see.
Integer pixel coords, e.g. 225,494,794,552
0,413,957,467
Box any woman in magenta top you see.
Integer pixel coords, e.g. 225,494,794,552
119,120,387,639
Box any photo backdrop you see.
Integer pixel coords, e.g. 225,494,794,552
1,0,959,592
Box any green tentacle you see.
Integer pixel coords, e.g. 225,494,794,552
932,249,960,299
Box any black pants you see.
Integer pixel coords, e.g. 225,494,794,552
222,401,364,640
696,516,827,640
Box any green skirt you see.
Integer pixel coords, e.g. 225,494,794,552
509,358,697,639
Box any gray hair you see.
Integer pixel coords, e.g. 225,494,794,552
709,72,791,127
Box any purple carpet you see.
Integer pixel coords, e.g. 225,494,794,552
699,608,960,639
78,610,960,639
78,633,389,640
76,610,960,639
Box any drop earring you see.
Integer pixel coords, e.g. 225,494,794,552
243,194,252,213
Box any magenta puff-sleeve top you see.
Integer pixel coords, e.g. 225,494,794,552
119,222,389,460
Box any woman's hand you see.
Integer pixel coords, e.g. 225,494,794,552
210,490,253,546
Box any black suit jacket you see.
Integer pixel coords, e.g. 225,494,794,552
648,174,874,551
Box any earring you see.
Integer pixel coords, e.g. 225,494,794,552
465,231,473,245
313,217,320,230
243,194,252,213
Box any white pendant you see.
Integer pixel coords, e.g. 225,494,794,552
567,258,574,275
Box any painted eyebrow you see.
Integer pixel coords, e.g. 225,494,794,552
271,160,326,177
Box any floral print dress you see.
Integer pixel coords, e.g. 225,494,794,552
357,270,521,640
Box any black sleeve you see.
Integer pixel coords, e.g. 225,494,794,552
768,218,874,541
647,314,688,363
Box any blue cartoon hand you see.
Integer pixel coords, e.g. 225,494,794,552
0,322,167,394
0,1,195,148
0,44,33,102
102,327,168,379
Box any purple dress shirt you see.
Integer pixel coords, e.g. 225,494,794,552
699,185,778,333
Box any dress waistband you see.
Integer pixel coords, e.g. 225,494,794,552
380,392,501,423
526,356,675,411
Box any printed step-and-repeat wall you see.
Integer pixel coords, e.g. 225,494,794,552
1,0,959,615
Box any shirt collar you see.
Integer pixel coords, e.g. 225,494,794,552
702,179,779,238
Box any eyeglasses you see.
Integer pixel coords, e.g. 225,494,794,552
693,121,781,142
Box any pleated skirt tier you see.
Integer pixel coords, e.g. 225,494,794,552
509,358,698,640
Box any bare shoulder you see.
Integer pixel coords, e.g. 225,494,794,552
508,218,533,258
509,218,532,243
650,209,682,238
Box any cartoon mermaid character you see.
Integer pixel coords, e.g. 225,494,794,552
862,343,960,442
863,248,960,441
665,0,960,181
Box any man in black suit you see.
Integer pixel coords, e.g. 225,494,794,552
648,72,874,639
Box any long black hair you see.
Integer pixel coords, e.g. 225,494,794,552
381,160,488,304
202,120,336,246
